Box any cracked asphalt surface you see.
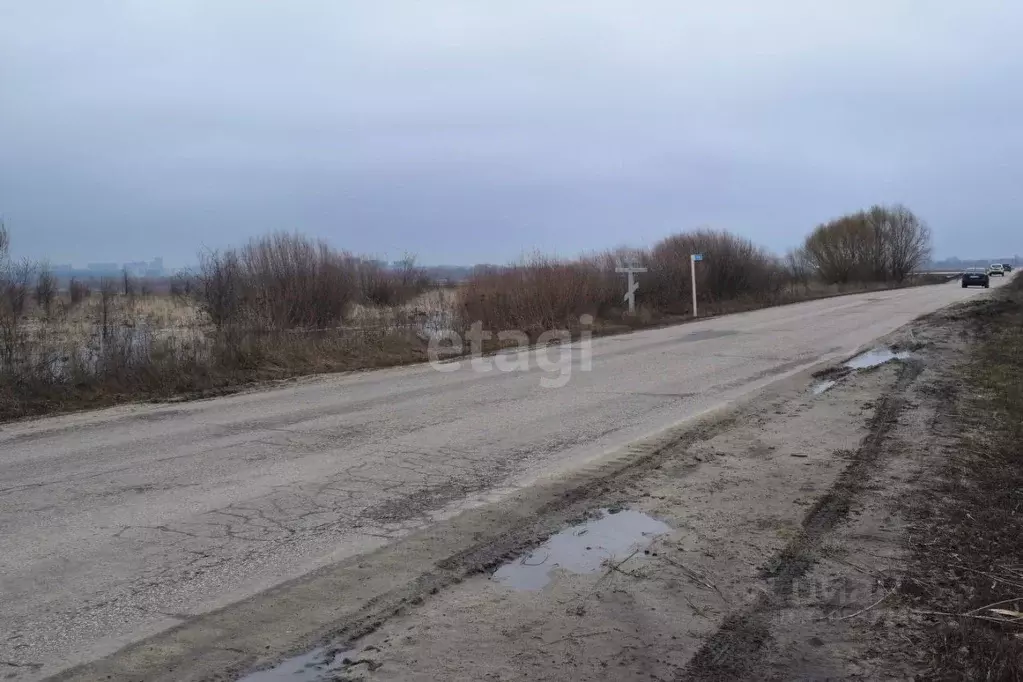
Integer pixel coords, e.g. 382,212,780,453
0,280,1003,680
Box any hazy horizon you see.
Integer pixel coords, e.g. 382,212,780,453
2,2,1022,267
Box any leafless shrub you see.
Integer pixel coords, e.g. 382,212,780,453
197,249,245,329
122,268,136,297
69,278,91,307
460,254,618,335
785,248,813,292
196,233,411,332
34,263,58,314
169,272,195,299
0,226,32,374
139,278,153,298
98,277,118,339
356,254,433,306
644,229,786,312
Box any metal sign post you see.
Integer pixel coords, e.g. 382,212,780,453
690,253,703,317
615,264,648,315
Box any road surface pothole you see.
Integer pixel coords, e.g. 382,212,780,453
237,646,360,682
491,509,671,591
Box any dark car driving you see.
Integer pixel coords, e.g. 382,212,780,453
962,268,990,288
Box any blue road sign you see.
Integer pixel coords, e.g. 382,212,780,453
692,253,703,261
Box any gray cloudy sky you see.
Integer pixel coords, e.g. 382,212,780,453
2,1,1021,267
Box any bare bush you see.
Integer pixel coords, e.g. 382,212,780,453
69,278,91,307
644,230,786,312
170,272,195,299
197,249,245,329
34,263,58,314
197,233,366,332
460,254,618,335
785,248,813,292
98,277,118,339
356,254,432,306
122,268,136,297
0,228,32,373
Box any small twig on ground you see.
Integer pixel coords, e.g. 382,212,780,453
543,629,613,646
604,549,642,577
659,555,728,602
965,596,1023,616
826,591,894,622
955,565,1023,590
520,551,550,566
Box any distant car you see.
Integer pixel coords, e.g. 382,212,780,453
989,263,1006,276
1003,264,1014,272
962,268,990,288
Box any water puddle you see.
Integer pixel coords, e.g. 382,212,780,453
811,380,836,395
844,348,911,370
492,509,671,591
237,647,356,682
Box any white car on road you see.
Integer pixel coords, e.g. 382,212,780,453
988,263,1006,276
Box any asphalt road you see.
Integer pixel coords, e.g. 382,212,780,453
0,278,1009,679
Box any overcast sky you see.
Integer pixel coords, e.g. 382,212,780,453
2,1,1021,267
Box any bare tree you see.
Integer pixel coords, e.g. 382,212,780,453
0,220,8,261
34,263,58,315
883,204,932,281
802,205,931,284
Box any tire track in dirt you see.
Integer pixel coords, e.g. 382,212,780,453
680,360,923,681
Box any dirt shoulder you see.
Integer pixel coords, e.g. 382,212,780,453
43,285,1021,682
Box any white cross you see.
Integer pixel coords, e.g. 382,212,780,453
615,264,648,314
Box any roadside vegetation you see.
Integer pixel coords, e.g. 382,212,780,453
902,275,1023,679
0,204,935,420
462,204,934,336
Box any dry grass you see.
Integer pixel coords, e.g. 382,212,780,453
901,279,1023,680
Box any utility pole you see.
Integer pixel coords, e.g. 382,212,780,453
615,264,648,315
691,253,703,317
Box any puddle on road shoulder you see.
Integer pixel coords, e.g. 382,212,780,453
811,347,913,396
238,509,671,678
237,647,357,682
811,380,837,395
844,348,912,370
491,509,672,591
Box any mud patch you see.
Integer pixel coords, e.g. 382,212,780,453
492,509,671,591
681,360,921,679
